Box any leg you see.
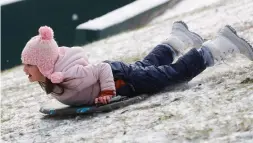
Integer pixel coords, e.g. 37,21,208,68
134,21,204,67
109,25,253,97
134,44,176,67
127,48,207,94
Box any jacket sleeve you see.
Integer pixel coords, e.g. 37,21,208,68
93,63,115,92
62,63,115,91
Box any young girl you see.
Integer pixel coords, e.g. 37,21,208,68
22,21,253,106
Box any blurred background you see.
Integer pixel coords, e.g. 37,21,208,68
1,0,177,70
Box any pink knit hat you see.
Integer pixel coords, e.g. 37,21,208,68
21,26,63,83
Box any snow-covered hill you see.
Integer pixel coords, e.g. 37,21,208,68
1,0,253,142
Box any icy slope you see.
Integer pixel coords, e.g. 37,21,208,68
1,0,253,142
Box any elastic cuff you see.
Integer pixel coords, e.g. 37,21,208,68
198,46,214,67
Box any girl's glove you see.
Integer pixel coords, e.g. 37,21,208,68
95,90,116,104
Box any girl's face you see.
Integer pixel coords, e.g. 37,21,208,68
23,64,46,82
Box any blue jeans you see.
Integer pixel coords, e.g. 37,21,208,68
106,44,207,96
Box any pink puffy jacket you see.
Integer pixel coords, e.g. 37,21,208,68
51,47,115,105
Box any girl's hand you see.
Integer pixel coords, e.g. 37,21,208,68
95,90,115,105
95,95,113,104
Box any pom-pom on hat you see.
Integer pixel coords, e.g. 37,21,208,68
21,26,63,83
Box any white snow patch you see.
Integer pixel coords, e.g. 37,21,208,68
150,0,222,24
77,0,170,30
0,0,22,6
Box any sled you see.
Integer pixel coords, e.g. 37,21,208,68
39,94,148,116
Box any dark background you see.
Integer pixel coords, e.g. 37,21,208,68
1,0,134,70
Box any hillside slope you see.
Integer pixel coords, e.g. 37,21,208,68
1,0,253,142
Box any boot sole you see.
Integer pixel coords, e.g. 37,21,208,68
224,25,253,61
174,21,189,30
174,21,204,44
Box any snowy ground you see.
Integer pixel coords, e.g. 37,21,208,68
1,0,253,142
0,0,22,6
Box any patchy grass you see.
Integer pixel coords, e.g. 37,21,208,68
184,127,213,140
240,78,253,84
158,114,174,121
